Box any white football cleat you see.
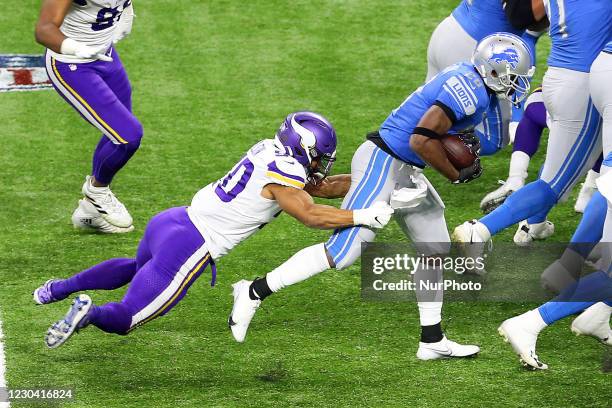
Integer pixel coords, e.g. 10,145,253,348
513,220,554,247
228,280,261,343
73,176,134,233
540,259,577,294
571,302,612,346
416,336,480,360
574,170,599,213
498,310,548,370
45,294,92,349
480,177,524,214
451,220,491,274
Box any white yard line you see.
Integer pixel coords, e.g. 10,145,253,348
0,317,9,408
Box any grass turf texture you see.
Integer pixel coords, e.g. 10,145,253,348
1,1,610,406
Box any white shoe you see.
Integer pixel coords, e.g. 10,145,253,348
480,178,524,214
228,280,261,343
574,170,599,213
540,259,577,294
416,336,480,360
72,199,134,234
513,220,554,247
78,176,133,229
571,302,612,346
498,311,548,370
451,220,491,274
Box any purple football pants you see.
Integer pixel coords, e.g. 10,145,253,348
51,207,213,334
44,48,143,185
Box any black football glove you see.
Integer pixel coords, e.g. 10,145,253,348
453,158,483,184
457,131,481,156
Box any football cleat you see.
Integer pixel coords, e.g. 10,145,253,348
416,336,480,360
574,170,599,213
498,311,548,370
571,302,612,346
451,220,491,274
33,279,60,305
72,176,134,233
513,220,554,247
228,280,261,343
480,178,523,214
45,294,92,349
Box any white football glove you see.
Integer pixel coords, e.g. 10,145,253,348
60,38,113,62
353,201,394,229
113,4,135,44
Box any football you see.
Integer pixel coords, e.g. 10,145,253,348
440,134,477,169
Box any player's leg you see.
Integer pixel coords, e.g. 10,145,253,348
44,51,142,233
394,174,479,360
455,69,601,248
480,96,547,214
33,207,157,305
574,154,602,213
45,207,212,348
229,141,399,342
425,15,476,81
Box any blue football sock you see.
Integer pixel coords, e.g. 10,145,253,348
538,270,612,325
567,191,607,258
481,179,557,235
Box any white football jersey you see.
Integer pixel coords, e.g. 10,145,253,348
49,0,131,63
188,139,308,260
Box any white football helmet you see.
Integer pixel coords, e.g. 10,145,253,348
472,33,535,106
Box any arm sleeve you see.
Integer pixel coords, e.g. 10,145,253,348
435,75,479,124
265,158,307,189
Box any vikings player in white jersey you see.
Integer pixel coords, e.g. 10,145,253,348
33,112,394,348
35,0,139,233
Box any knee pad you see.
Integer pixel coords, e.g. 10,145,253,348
122,119,143,151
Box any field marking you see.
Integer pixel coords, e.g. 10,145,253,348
0,316,9,408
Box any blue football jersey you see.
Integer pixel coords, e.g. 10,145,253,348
545,0,612,72
452,0,523,42
379,63,493,167
604,40,612,54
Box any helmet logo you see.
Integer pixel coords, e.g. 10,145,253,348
488,47,520,69
290,115,316,149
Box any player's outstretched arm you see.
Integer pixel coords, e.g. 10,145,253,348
264,183,393,230
304,174,351,199
409,105,460,181
35,0,72,52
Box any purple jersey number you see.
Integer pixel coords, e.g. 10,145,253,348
92,7,121,31
215,157,254,202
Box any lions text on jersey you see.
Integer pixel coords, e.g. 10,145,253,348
188,139,307,259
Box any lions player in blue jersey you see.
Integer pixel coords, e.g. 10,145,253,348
455,1,612,263
496,35,612,370
229,33,534,360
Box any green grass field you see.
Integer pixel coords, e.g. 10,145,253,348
1,1,610,407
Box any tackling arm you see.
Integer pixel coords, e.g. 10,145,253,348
34,0,72,52
409,105,460,181
304,174,351,199
264,184,393,230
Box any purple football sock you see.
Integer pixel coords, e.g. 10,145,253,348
92,136,141,185
51,258,137,300
87,303,133,335
513,101,547,157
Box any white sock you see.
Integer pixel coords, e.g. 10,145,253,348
508,151,530,181
418,302,442,326
265,243,331,292
583,169,599,188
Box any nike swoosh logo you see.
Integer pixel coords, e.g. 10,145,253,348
375,216,381,225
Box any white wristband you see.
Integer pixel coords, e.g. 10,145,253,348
352,209,367,226
60,38,79,55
